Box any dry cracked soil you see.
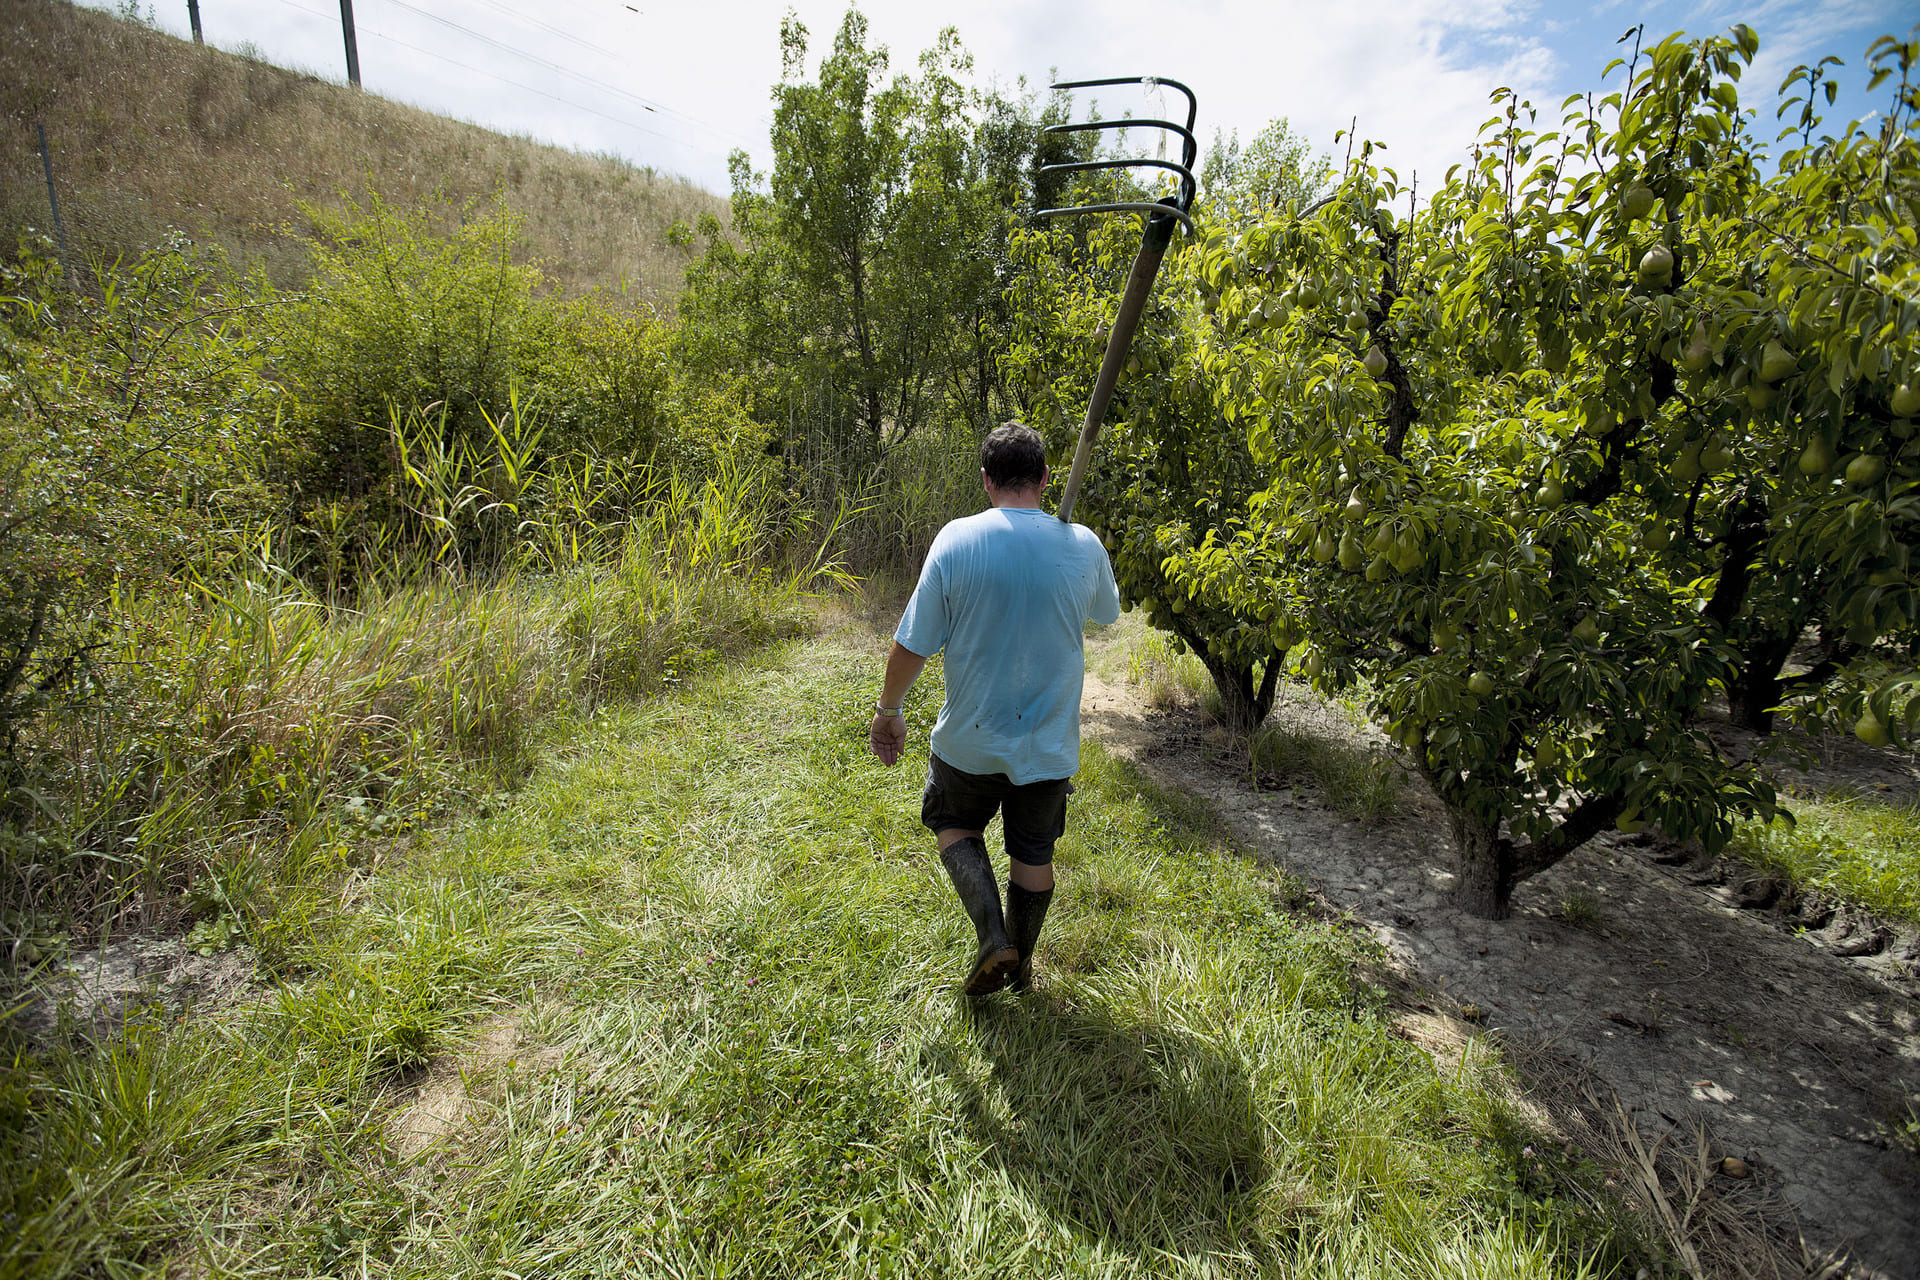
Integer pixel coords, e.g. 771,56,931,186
1079,635,1920,1279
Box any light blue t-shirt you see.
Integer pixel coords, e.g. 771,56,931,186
894,506,1121,784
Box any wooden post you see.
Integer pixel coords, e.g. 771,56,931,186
187,0,202,43
338,0,361,87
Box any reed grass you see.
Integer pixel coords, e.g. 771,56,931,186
3,453,822,946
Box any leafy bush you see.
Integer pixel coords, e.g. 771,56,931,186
271,194,763,550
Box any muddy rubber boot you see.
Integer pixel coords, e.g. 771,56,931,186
1005,882,1054,993
939,837,1017,996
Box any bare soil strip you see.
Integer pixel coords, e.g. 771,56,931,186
1079,665,1920,1279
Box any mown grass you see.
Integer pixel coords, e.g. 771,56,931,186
3,637,1647,1278
1727,788,1920,924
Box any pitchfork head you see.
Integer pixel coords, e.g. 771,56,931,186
1033,76,1198,235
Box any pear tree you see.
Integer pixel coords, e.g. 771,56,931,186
1003,122,1329,730
1171,27,1920,917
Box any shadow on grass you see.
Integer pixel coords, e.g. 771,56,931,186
925,994,1278,1265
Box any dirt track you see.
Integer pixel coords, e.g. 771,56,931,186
1078,655,1920,1278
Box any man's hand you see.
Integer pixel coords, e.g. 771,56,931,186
868,712,906,766
871,642,928,767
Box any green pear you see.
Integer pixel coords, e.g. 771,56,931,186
1312,531,1336,563
1365,554,1392,581
1615,809,1647,834
1572,615,1601,644
1798,437,1835,476
1747,383,1774,410
1672,446,1703,483
1855,710,1892,748
1637,244,1674,284
1699,434,1733,472
1303,651,1324,679
1468,671,1496,697
1621,183,1656,220
1644,522,1672,551
1759,340,1795,384
1537,476,1565,508
1847,453,1887,486
1891,383,1920,417
1344,488,1368,520
1680,326,1713,373
1363,345,1388,379
1337,534,1364,571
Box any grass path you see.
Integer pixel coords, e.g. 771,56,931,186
5,635,1641,1278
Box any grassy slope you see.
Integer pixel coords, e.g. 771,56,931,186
0,0,724,299
3,633,1641,1278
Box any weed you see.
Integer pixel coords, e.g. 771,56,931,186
1726,787,1920,924
1124,628,1213,709
1251,724,1401,823
1555,887,1607,932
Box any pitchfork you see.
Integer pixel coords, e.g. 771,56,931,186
1033,76,1198,524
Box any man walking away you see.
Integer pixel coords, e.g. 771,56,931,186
868,423,1121,996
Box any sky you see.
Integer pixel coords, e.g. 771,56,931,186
96,0,1918,199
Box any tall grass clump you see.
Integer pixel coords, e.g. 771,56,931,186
8,475,813,947
0,200,833,954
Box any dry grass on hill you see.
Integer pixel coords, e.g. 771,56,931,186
0,0,726,299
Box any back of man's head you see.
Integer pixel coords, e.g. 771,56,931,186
981,422,1048,491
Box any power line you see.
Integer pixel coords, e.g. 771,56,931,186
268,0,694,151
445,0,756,151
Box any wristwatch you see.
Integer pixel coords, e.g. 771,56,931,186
874,703,904,717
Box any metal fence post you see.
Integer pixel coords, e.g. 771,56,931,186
34,123,77,290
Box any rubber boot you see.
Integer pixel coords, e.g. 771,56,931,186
939,837,1018,996
1005,881,1054,993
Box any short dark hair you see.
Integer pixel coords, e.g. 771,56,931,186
981,422,1048,490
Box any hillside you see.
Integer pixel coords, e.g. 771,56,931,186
0,0,726,299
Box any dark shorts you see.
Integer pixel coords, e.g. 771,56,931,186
920,754,1075,866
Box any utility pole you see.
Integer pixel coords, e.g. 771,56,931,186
338,0,361,87
186,0,202,43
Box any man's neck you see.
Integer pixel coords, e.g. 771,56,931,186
988,488,1044,510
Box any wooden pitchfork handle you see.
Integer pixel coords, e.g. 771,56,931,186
1056,206,1182,524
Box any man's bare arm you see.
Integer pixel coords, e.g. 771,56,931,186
869,641,929,766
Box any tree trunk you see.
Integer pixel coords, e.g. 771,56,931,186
1448,808,1517,919
1728,664,1782,734
1432,782,1624,919
1195,649,1282,734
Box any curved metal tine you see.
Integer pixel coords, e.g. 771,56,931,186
1050,76,1196,135
1031,202,1195,235
1037,157,1195,209
1041,118,1198,174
